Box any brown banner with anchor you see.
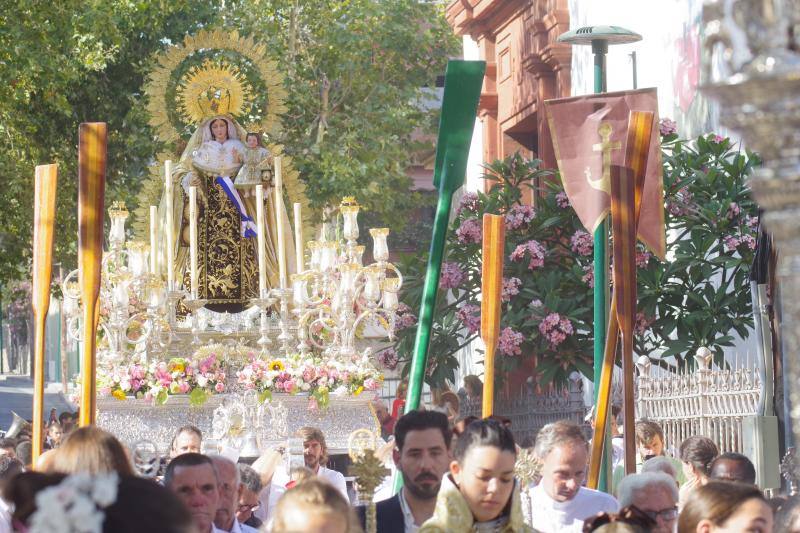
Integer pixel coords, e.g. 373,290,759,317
544,88,666,259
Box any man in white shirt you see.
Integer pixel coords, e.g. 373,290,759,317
165,452,224,533
210,456,258,533
529,421,619,532
297,426,349,500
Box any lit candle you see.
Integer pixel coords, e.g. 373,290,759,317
274,157,287,288
165,160,174,290
255,184,267,296
149,205,158,275
293,202,303,272
189,186,199,298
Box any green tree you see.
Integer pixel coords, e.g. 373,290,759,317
0,0,457,292
0,1,218,285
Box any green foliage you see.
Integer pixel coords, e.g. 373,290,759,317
0,1,458,289
393,133,760,388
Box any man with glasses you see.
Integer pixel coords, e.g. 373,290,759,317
236,464,264,529
210,456,258,533
617,472,679,533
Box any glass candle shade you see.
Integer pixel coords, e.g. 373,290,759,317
370,228,390,262
108,202,129,247
363,266,383,303
341,205,360,241
319,242,339,273
127,242,150,277
382,277,400,311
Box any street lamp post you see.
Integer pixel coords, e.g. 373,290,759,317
557,25,642,493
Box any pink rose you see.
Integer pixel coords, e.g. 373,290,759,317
215,382,225,393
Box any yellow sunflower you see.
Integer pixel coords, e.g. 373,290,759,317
112,389,127,401
269,360,285,372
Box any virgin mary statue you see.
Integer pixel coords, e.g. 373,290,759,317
165,114,295,312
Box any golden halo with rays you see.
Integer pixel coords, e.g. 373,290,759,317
143,28,288,144
176,60,252,124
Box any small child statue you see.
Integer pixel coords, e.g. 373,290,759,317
234,132,272,196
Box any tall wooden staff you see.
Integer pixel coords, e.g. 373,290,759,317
78,123,107,427
481,214,505,418
31,164,58,463
588,111,654,485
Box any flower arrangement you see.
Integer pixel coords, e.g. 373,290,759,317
392,127,760,387
28,472,119,533
236,353,383,409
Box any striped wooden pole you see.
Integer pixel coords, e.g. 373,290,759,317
481,214,505,418
31,164,58,463
78,123,107,427
588,110,654,484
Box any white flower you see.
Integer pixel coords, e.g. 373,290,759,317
332,385,348,396
119,379,131,392
91,473,119,507
301,382,310,391
197,375,208,388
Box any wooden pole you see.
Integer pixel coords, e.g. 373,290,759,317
78,123,107,427
31,164,58,463
481,214,505,418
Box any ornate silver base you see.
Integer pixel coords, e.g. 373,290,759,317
97,393,379,457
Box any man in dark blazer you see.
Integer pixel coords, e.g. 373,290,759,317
358,410,452,532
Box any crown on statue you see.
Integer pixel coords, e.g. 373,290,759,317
176,60,252,123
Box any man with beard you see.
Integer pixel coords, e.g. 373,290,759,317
359,410,452,533
297,426,349,500
529,421,619,532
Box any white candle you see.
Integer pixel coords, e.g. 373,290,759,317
274,157,287,288
189,186,199,298
165,160,174,289
293,202,303,273
255,184,267,296
149,205,158,275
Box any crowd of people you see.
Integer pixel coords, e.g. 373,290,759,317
0,403,797,533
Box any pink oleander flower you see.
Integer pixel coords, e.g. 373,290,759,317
498,327,525,356
510,240,546,270
726,202,741,220
457,192,480,215
659,118,677,136
582,264,595,288
456,304,481,334
440,262,466,289
724,235,741,252
456,218,482,244
740,233,757,250
571,231,593,256
635,251,652,268
377,348,399,370
501,277,522,302
746,215,759,229
529,299,543,308
538,312,574,349
504,204,536,230
711,134,725,144
634,312,655,335
556,191,570,209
